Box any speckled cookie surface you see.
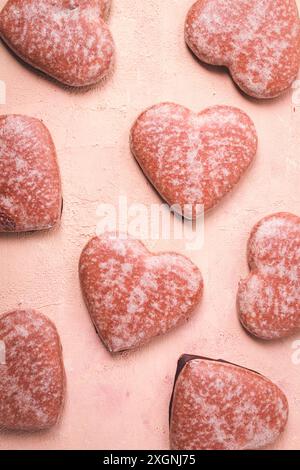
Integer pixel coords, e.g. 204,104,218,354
79,233,203,353
0,309,65,431
185,0,300,99
170,355,289,450
237,213,300,340
0,0,115,87
0,114,62,233
130,103,257,219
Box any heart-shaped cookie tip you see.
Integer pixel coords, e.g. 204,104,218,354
0,309,65,432
130,103,257,219
0,115,62,233
170,355,289,450
79,233,203,353
185,0,300,99
100,0,112,21
237,212,300,340
0,0,115,87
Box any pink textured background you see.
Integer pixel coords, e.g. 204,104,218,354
0,0,299,450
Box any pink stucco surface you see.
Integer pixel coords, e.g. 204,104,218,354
0,0,299,450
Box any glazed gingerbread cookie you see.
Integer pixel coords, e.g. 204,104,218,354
170,355,288,450
0,115,62,233
0,0,115,87
79,233,203,352
130,103,257,219
237,212,300,340
0,309,65,431
185,0,300,99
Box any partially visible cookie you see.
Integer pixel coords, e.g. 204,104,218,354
0,0,115,87
0,115,62,233
185,0,300,99
0,309,65,431
237,213,300,339
170,355,289,450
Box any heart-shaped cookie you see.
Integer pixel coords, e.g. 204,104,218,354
237,212,300,340
130,103,257,219
0,115,62,233
185,0,300,99
170,355,288,450
79,233,203,352
0,309,65,431
99,0,111,20
0,0,115,87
